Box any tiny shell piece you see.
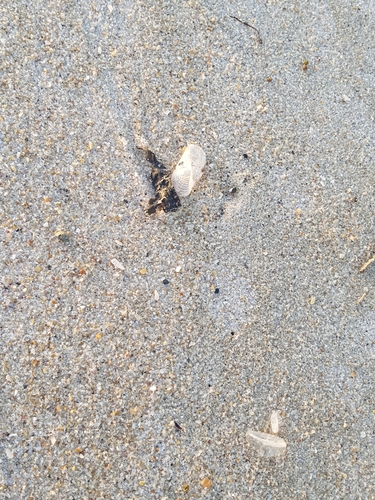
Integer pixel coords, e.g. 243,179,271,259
247,430,286,458
270,410,281,434
111,258,125,271
171,144,206,197
154,290,159,301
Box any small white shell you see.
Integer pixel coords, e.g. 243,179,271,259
270,410,281,434
171,144,206,197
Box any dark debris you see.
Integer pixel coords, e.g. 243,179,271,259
143,150,181,215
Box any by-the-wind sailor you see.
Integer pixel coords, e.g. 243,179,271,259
171,144,206,197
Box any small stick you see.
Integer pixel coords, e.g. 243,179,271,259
357,292,366,305
230,15,262,44
359,254,375,273
174,420,183,431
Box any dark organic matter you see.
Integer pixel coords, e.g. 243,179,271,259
145,150,181,215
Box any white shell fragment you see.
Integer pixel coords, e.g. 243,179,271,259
111,258,125,271
270,410,281,434
171,144,206,197
247,430,287,458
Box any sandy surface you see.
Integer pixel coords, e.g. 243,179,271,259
1,0,375,498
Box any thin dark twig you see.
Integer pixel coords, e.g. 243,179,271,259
174,420,184,431
230,15,262,44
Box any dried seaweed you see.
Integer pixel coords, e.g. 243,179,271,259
143,150,181,215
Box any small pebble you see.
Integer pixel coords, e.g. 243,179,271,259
163,279,169,285
201,478,213,488
58,233,69,243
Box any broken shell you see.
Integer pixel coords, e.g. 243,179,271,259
270,410,281,434
247,430,287,458
171,144,206,197
111,258,125,271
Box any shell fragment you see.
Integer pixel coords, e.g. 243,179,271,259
270,410,281,434
171,144,206,197
247,430,287,458
111,258,125,271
